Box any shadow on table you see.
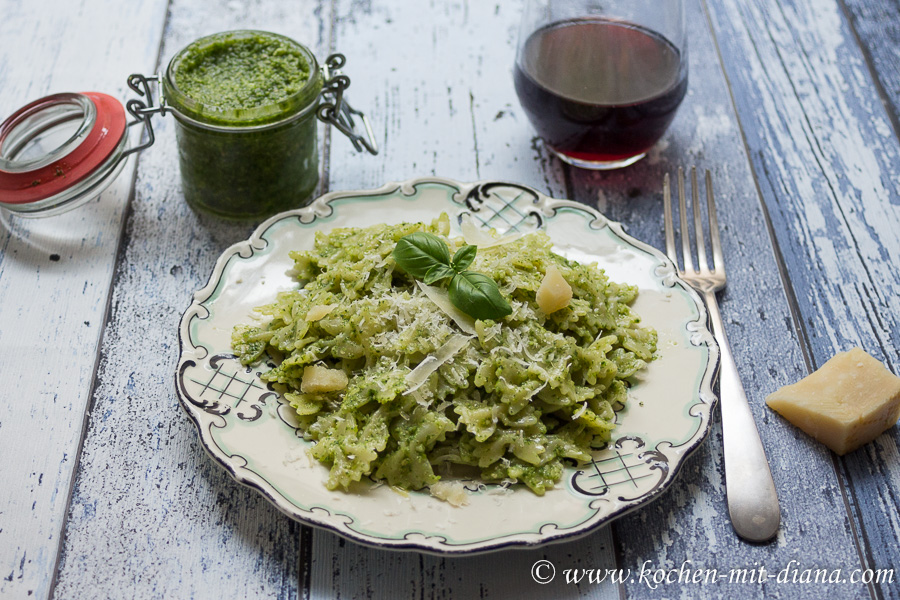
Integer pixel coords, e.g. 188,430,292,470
0,190,127,269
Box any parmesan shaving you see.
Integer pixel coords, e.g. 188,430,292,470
572,401,589,420
460,216,523,248
405,333,472,395
305,304,336,321
417,282,477,334
390,485,410,498
529,381,548,399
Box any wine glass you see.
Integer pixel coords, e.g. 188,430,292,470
514,0,687,170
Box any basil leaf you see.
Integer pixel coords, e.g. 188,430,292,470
450,244,477,272
448,271,513,321
393,234,509,321
423,263,456,285
392,232,452,279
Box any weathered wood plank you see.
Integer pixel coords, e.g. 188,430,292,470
562,0,867,597
313,0,618,598
0,1,168,598
50,1,332,598
840,0,900,135
325,0,567,195
706,0,900,597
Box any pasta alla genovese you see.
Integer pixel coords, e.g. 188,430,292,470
233,214,656,495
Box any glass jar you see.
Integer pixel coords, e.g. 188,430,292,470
162,31,325,219
0,30,377,220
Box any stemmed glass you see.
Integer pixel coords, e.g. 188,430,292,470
514,0,687,170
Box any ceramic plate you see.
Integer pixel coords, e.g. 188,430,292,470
176,177,718,554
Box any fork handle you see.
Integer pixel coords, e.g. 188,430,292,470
704,290,781,542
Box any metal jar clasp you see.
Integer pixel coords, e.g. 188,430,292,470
318,54,379,155
119,73,167,158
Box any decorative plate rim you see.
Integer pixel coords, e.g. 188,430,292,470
175,176,720,555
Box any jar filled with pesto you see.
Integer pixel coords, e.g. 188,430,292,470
161,30,377,219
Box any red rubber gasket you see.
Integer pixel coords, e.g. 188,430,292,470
0,92,126,205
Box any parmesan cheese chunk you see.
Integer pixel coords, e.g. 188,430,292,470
766,347,900,455
305,304,336,322
300,365,349,393
536,265,573,314
429,480,470,507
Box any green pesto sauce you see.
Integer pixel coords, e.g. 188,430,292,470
173,34,311,111
165,31,323,219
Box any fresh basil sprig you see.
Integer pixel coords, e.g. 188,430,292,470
390,232,451,279
393,232,512,321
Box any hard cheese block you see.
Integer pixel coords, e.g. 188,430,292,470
766,347,900,455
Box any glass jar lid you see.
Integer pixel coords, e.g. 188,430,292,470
0,92,128,217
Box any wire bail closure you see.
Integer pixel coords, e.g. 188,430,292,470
318,54,379,155
121,73,165,159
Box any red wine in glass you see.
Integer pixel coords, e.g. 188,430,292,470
514,18,687,169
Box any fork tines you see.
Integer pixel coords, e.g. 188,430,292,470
663,167,725,279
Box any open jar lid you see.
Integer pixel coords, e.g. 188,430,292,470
0,92,129,217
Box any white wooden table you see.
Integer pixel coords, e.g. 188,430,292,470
2,0,900,598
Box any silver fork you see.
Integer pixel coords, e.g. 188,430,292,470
664,167,781,542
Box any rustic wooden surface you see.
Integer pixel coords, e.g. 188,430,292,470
0,1,169,598
50,2,330,598
706,3,900,598
571,0,870,598
1,0,899,598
